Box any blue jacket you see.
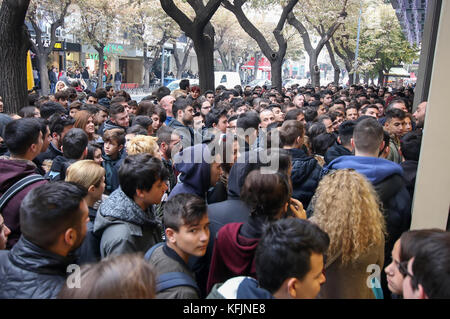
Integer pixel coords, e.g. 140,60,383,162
168,144,212,200
322,155,412,267
288,148,321,208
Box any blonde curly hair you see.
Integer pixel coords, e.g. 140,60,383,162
127,135,160,158
310,169,386,265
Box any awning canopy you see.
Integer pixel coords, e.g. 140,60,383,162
241,57,271,71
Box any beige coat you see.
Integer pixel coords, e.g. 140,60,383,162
318,240,385,299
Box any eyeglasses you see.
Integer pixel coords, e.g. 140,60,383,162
397,260,414,279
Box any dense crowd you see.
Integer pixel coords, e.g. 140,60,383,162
0,79,448,300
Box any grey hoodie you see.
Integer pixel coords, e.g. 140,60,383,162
93,187,163,258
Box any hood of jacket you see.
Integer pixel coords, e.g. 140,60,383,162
227,150,263,199
324,142,353,165
0,158,37,193
288,148,320,185
216,222,260,276
8,236,75,276
48,155,75,180
94,187,159,235
102,120,126,135
172,143,212,197
324,155,404,185
212,276,273,299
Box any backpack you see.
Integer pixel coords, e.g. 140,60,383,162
0,174,45,211
144,242,200,295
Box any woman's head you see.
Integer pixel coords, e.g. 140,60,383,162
56,81,67,93
311,169,386,265
58,254,156,299
127,135,161,159
66,160,105,202
74,110,95,138
240,169,292,221
86,142,103,165
384,229,446,296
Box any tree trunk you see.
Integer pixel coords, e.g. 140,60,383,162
173,41,193,79
37,53,50,96
378,70,384,87
326,41,340,85
348,72,354,86
98,48,105,88
0,0,31,114
309,53,320,88
355,72,360,85
218,49,229,71
270,59,283,92
192,24,215,92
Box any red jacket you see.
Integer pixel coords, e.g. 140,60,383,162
206,222,259,294
0,159,47,249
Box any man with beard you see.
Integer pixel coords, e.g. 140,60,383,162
167,97,195,147
413,101,427,129
0,182,88,298
157,126,182,195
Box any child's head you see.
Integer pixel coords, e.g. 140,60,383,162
163,193,209,261
103,128,125,157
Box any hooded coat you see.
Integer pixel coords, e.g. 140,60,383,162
93,187,163,258
288,148,322,208
0,159,48,249
166,118,195,147
0,237,75,299
168,144,212,200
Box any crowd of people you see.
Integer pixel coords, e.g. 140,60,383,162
0,79,448,300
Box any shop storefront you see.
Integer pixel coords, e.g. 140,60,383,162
50,42,82,72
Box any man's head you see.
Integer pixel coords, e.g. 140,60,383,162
157,126,181,160
320,90,333,107
160,95,176,118
109,103,130,128
387,98,408,113
106,85,114,99
201,100,212,116
345,106,358,121
179,79,190,91
256,218,329,299
54,90,69,108
204,90,215,105
86,93,98,105
20,182,88,256
48,114,75,150
317,115,333,133
173,97,194,126
4,118,43,160
259,109,275,129
403,232,450,299
400,130,422,162
337,120,356,150
413,101,427,129
163,193,209,262
285,109,305,125
119,153,169,209
280,120,304,149
384,108,406,138
360,104,380,119
205,107,228,134
352,117,384,156
62,128,88,160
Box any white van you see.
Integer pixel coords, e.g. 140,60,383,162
214,72,242,90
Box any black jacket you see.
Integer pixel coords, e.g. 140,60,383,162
400,160,418,199
325,142,353,165
46,155,75,181
74,207,101,265
0,237,75,299
288,148,322,208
